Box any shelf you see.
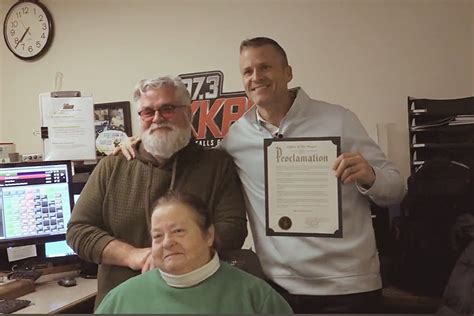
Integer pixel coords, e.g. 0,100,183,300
408,96,474,175
410,124,474,133
411,143,474,149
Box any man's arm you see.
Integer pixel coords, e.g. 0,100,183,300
211,152,248,251
66,158,150,272
339,109,406,206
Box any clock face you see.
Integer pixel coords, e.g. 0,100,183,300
3,1,54,60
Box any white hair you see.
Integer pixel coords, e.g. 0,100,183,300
133,76,191,106
141,122,192,159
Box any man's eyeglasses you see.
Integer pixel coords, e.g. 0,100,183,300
138,104,187,121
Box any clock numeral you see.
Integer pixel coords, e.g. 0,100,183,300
21,43,25,50
28,46,33,53
22,7,29,14
10,21,18,28
38,14,44,22
14,38,19,45
36,41,41,48
42,23,47,30
41,33,46,39
9,29,15,36
15,12,21,19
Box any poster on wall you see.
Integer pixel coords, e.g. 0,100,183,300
179,71,253,148
94,101,132,158
39,93,96,161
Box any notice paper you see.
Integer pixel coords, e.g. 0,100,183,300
40,93,96,161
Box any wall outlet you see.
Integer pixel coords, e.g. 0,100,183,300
21,153,43,162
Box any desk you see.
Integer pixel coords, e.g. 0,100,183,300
13,276,97,314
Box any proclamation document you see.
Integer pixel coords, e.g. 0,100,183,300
40,93,96,161
264,137,342,237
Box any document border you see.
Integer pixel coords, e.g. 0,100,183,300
264,137,342,237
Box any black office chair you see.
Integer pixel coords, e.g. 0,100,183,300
220,248,267,281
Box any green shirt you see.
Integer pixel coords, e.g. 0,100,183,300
95,262,293,314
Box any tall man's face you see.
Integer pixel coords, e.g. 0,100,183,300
239,44,292,108
138,85,191,159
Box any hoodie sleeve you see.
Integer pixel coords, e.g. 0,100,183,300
342,109,406,206
210,151,248,251
66,158,115,263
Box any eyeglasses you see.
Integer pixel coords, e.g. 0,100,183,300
138,104,187,121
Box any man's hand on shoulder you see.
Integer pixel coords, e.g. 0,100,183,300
141,252,156,273
127,247,152,271
101,240,151,271
112,136,140,160
332,152,375,188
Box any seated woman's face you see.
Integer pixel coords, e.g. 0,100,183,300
150,201,215,275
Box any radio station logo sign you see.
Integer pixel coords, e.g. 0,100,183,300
179,71,254,148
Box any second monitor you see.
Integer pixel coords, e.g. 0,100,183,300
0,160,74,249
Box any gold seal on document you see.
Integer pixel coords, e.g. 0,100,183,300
278,216,292,230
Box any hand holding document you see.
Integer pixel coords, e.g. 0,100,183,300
264,137,342,237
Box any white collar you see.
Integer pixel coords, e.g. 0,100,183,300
256,109,280,136
159,252,220,288
254,89,299,135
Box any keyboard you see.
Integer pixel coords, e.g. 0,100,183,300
0,299,31,313
8,269,43,281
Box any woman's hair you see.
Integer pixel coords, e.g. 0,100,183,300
151,190,212,231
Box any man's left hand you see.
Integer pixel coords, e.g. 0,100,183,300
332,152,375,187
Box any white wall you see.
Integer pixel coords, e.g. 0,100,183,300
1,0,473,181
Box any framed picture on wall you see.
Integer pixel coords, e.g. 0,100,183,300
94,101,132,158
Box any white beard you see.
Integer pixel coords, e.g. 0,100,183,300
141,122,191,159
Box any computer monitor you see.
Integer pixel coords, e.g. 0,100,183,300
45,240,75,258
0,160,74,249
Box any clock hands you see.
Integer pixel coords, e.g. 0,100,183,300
19,17,31,35
14,26,30,49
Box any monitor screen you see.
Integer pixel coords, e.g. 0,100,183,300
45,240,75,258
0,160,73,248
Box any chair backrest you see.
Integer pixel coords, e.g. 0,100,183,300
438,239,474,314
219,249,267,281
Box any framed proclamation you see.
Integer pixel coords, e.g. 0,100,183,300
264,137,342,237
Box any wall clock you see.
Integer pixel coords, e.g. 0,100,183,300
3,0,54,60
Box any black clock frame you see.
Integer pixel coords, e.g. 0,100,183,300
3,0,54,61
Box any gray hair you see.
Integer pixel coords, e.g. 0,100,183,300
151,190,212,232
133,76,191,106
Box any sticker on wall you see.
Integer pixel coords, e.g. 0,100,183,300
179,71,254,148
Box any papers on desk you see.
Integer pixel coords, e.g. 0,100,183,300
6,245,37,262
264,137,342,237
39,93,96,161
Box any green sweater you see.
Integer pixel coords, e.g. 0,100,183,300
95,262,293,314
66,142,247,306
